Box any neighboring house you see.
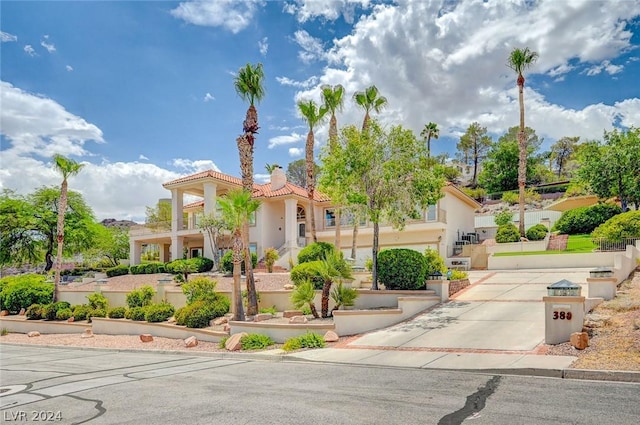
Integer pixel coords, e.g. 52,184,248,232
475,210,562,240
129,169,481,267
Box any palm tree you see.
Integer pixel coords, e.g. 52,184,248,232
321,84,345,250
297,99,328,243
218,190,261,322
353,85,387,132
420,122,440,157
316,250,353,318
52,154,84,302
234,62,265,316
508,47,538,237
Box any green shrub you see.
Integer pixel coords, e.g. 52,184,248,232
181,277,218,304
107,307,127,319
377,249,427,290
144,302,175,323
449,270,468,280
218,336,229,349
525,188,541,203
106,265,129,277
501,191,518,205
219,251,258,274
125,306,148,321
174,297,230,328
330,283,358,309
240,333,275,350
496,224,521,243
300,305,312,316
0,274,53,313
72,305,92,321
461,187,487,201
25,304,44,320
55,308,73,321
42,301,71,320
188,257,214,273
424,248,446,276
364,257,373,272
259,306,278,315
282,332,325,352
126,285,155,308
264,247,279,273
290,261,324,289
130,262,166,275
89,308,107,320
87,293,109,310
494,210,514,227
297,242,335,264
591,211,640,242
290,280,318,318
553,203,622,235
526,224,549,241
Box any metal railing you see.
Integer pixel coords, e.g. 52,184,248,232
592,237,640,252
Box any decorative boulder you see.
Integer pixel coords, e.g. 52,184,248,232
283,310,302,318
225,333,247,351
570,332,589,350
289,316,308,324
27,331,40,337
184,336,198,348
323,331,339,343
81,329,94,338
140,334,154,343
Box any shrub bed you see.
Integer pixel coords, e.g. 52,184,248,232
107,307,127,319
591,211,640,241
553,203,622,235
377,249,427,290
144,303,175,323
106,265,129,277
130,262,166,275
126,286,155,308
526,224,549,241
0,274,53,313
282,332,326,352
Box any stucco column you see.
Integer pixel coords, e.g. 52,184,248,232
171,235,184,261
129,241,142,266
171,188,184,232
284,198,298,248
159,243,170,262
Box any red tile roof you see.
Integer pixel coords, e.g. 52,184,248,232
163,170,247,188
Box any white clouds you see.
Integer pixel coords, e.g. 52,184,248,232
268,132,304,149
171,158,220,173
66,65,74,72
1,31,17,42
293,30,326,63
259,36,268,56
254,173,270,183
40,35,56,53
203,92,215,102
23,45,36,56
288,147,303,157
276,75,318,89
584,60,624,76
139,154,149,160
285,0,372,24
171,0,263,34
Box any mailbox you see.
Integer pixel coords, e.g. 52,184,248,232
543,279,585,344
547,279,581,297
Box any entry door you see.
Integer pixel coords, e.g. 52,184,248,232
298,222,306,247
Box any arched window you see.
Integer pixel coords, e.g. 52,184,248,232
297,205,306,220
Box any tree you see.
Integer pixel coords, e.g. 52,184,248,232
478,127,541,193
0,188,96,271
86,225,129,267
316,250,353,318
550,136,579,178
420,122,440,157
326,122,444,289
218,190,260,321
578,128,640,212
197,214,228,270
456,122,493,187
53,154,84,302
234,62,265,316
145,200,172,231
297,99,328,243
322,84,346,249
286,159,319,187
508,47,539,236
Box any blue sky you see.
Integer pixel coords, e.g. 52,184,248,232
1,0,639,222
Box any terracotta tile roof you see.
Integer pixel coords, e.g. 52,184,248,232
163,170,248,188
184,200,205,209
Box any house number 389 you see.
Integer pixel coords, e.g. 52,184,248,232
552,311,572,320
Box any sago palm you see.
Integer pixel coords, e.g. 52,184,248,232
316,250,353,318
234,62,265,316
218,189,261,321
321,84,345,249
290,279,319,319
298,99,328,243
353,85,387,132
420,122,440,157
52,154,84,302
508,47,538,237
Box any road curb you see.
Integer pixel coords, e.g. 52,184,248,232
562,368,640,383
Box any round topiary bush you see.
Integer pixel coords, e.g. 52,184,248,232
125,306,148,321
25,304,44,320
496,224,521,243
72,305,92,321
591,211,640,241
42,301,71,321
289,261,324,289
144,303,175,323
526,224,549,241
297,242,335,264
377,249,427,290
553,203,622,235
106,264,129,277
220,251,258,274
107,307,127,319
55,308,73,321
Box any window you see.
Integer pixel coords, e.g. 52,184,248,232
325,209,336,227
191,248,202,258
249,211,256,226
297,205,306,220
249,243,257,256
426,205,437,221
324,208,366,227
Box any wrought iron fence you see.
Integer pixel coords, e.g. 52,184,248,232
592,237,640,252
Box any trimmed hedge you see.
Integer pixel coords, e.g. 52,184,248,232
130,262,166,275
126,286,155,308
106,265,129,277
0,274,53,313
377,249,427,290
144,303,175,323
526,224,549,241
56,308,73,321
289,261,324,290
25,304,44,320
166,257,214,274
174,296,230,328
125,306,149,321
553,204,622,235
496,224,520,243
181,277,219,304
42,302,71,321
592,211,640,241
297,242,335,264
220,251,257,274
72,305,92,321
108,307,127,319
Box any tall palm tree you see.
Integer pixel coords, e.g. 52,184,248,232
508,47,539,237
52,154,84,302
353,85,387,132
420,122,440,157
321,84,345,250
218,190,261,322
298,99,328,243
234,63,265,316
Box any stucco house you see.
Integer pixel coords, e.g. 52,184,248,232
129,167,481,268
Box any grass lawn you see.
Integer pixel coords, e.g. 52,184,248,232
494,234,596,257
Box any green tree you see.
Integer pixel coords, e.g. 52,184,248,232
218,190,261,321
298,99,328,243
86,225,129,267
550,136,580,179
578,128,640,212
508,47,539,236
456,122,493,187
327,122,444,289
197,214,228,270
234,62,265,316
420,122,440,157
286,158,319,187
145,200,172,230
315,250,353,318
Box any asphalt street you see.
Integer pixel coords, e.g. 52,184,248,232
1,345,638,425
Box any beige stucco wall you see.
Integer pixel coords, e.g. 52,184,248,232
440,193,477,257
488,252,616,269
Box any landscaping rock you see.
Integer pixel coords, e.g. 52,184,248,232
27,331,40,337
223,324,231,332
212,317,228,326
283,310,302,318
570,332,589,350
0,310,8,316
67,317,75,323
184,336,198,348
254,313,273,322
283,284,294,290
289,315,308,324
81,329,94,338
225,332,247,351
140,334,154,343
324,331,339,342
19,308,26,316
167,317,176,324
